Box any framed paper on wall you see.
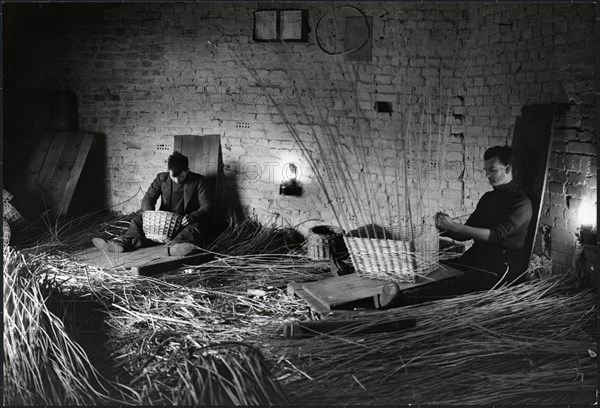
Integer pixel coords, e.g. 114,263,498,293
253,9,309,42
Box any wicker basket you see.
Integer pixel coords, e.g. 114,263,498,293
3,202,24,226
307,225,344,260
142,211,184,243
3,219,10,248
344,224,439,283
3,189,13,203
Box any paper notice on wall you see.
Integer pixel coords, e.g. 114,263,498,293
254,10,277,40
280,10,302,40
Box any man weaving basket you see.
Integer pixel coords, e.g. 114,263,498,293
92,151,213,256
435,145,533,293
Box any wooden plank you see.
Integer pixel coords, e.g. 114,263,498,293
174,134,221,175
291,284,335,316
24,131,55,192
302,274,388,308
173,136,183,153
174,134,223,216
302,266,465,310
30,131,96,215
35,131,69,194
130,253,214,277
182,135,191,168
73,245,167,273
287,281,304,296
283,316,416,338
511,104,556,268
74,245,214,277
288,281,363,318
56,133,94,214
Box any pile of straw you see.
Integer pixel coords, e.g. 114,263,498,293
3,247,115,405
207,217,305,256
5,211,596,405
19,209,135,254
273,276,597,405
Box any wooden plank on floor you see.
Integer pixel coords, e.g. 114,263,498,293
302,273,389,309
73,245,214,277
130,253,214,277
73,245,167,273
301,266,465,310
290,284,332,316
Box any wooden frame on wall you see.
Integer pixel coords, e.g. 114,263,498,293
253,9,309,42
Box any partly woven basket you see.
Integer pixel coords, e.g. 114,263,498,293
3,202,24,226
142,211,184,243
3,189,14,203
3,219,10,248
344,224,439,283
307,225,344,260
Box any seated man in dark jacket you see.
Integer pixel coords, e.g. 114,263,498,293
93,151,213,256
435,145,533,293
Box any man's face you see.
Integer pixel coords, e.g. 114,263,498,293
169,169,188,184
484,157,512,187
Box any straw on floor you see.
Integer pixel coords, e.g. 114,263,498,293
5,212,596,405
3,247,116,405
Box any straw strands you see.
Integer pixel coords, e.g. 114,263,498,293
120,340,290,405
7,214,326,404
5,212,596,405
3,247,115,405
19,209,135,254
271,276,597,405
211,30,472,283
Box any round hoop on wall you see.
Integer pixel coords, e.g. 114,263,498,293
315,6,371,56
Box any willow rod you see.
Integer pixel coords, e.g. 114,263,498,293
211,42,348,233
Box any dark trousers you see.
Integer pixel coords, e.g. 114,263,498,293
123,213,210,249
395,247,526,306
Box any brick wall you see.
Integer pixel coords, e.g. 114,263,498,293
463,3,597,274
4,2,596,273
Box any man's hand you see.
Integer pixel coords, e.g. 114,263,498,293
435,212,454,232
435,211,491,242
181,215,191,227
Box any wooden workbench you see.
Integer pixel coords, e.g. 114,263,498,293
73,245,213,276
288,264,464,315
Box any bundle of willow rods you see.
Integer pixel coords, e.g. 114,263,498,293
19,209,135,253
207,216,305,256
3,247,119,405
17,214,326,404
115,339,289,405
270,276,596,405
218,29,468,238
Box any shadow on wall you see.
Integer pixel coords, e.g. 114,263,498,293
68,133,108,215
7,89,107,215
218,163,245,226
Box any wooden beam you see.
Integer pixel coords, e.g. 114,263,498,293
130,253,214,277
511,104,556,269
286,281,332,315
283,316,417,338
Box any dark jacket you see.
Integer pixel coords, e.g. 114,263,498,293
457,180,533,285
141,171,212,224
